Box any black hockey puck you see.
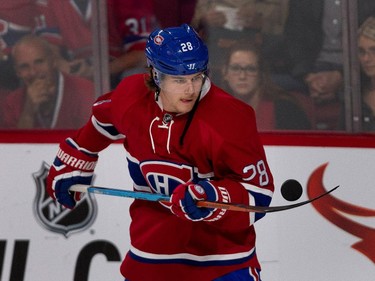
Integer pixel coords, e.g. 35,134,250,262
280,179,303,201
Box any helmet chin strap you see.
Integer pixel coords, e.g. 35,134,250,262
154,89,160,102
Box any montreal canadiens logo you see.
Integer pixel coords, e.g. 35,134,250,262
138,160,206,196
33,162,98,237
154,35,164,45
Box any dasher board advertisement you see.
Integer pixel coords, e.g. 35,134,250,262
1,142,374,281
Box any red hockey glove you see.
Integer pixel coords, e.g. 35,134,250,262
46,138,98,209
170,181,229,222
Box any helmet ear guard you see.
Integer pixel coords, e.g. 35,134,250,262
152,68,161,86
148,67,161,101
145,24,209,76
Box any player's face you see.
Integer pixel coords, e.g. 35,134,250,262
358,35,375,78
223,50,259,100
159,73,205,114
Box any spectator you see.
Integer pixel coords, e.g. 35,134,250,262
358,16,375,131
255,0,290,36
284,0,375,95
192,0,289,37
255,0,291,79
1,35,95,129
191,0,291,85
107,0,159,88
283,0,375,130
0,0,37,101
34,0,94,80
221,41,312,130
191,0,263,84
0,0,37,129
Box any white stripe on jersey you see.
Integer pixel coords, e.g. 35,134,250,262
241,182,273,197
91,115,125,140
248,192,256,225
130,244,255,263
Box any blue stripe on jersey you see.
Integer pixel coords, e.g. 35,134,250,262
127,157,149,188
241,183,273,222
91,116,125,140
250,192,272,222
214,267,261,281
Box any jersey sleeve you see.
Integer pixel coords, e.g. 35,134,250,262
202,98,274,224
71,91,125,153
71,74,147,152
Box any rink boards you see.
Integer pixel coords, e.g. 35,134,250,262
1,133,374,281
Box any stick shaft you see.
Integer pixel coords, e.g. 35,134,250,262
71,184,170,201
71,184,256,212
70,184,339,213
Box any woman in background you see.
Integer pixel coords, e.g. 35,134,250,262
358,16,375,131
221,41,312,130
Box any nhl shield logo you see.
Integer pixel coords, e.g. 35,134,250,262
33,161,98,237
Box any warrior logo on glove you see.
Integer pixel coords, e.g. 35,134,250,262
47,138,98,209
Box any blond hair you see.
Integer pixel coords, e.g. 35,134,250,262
358,17,375,41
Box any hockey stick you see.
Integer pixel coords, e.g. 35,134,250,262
70,184,339,213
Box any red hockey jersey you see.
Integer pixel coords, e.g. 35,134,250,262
73,74,274,281
106,0,158,58
34,0,92,60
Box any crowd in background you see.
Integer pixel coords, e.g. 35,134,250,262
1,0,375,132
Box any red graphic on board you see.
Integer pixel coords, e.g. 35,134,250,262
307,163,375,264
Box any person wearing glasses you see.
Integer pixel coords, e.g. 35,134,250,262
221,41,312,130
46,24,275,280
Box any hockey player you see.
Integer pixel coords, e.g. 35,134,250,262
46,24,274,281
